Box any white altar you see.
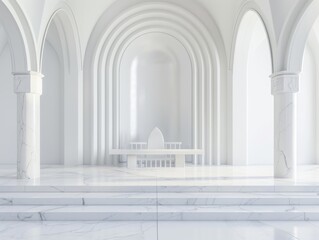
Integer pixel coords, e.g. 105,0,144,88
110,128,203,168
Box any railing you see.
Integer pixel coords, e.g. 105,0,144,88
129,142,182,168
130,142,147,150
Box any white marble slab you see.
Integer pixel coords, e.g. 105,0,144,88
1,165,319,191
1,221,318,240
0,205,318,221
1,192,319,206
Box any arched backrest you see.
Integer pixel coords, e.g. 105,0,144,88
148,127,165,149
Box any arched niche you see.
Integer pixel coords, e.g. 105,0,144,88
119,33,192,152
41,20,64,165
232,10,273,165
84,0,227,166
40,8,82,166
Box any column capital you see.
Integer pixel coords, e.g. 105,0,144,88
270,71,299,95
13,71,44,95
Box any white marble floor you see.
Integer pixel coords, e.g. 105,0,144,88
0,165,319,187
0,221,319,240
0,165,319,238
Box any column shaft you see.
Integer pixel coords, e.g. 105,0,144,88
271,72,299,179
14,72,43,179
274,93,297,178
17,93,40,178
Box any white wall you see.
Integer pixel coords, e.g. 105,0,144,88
232,13,251,165
41,41,63,165
246,19,273,165
0,44,16,165
233,11,273,165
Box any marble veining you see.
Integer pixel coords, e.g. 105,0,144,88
0,166,319,223
2,221,319,240
14,72,43,180
0,204,319,221
1,165,319,188
271,72,299,179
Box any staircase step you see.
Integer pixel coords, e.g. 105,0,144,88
0,205,319,221
0,192,319,205
0,185,319,193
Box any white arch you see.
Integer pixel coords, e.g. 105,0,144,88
84,0,227,166
282,0,318,72
0,0,37,72
39,3,83,166
39,3,82,72
229,1,276,71
228,3,276,164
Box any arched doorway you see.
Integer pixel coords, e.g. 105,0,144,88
119,33,192,160
233,10,273,165
40,9,82,166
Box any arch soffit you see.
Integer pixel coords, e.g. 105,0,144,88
284,0,319,72
39,2,82,73
229,1,276,72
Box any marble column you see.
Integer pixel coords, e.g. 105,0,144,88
271,72,299,178
13,72,43,179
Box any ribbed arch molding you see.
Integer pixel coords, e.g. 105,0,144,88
0,0,37,72
84,1,226,166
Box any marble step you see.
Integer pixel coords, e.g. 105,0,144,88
1,192,319,205
1,185,319,192
0,205,319,221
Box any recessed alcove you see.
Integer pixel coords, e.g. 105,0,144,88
40,9,82,166
119,33,192,151
84,1,225,166
41,20,64,165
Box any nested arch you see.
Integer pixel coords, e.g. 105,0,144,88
84,0,227,166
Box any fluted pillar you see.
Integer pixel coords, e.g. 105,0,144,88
13,72,43,179
271,72,299,178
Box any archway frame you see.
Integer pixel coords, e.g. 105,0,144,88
84,0,227,166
